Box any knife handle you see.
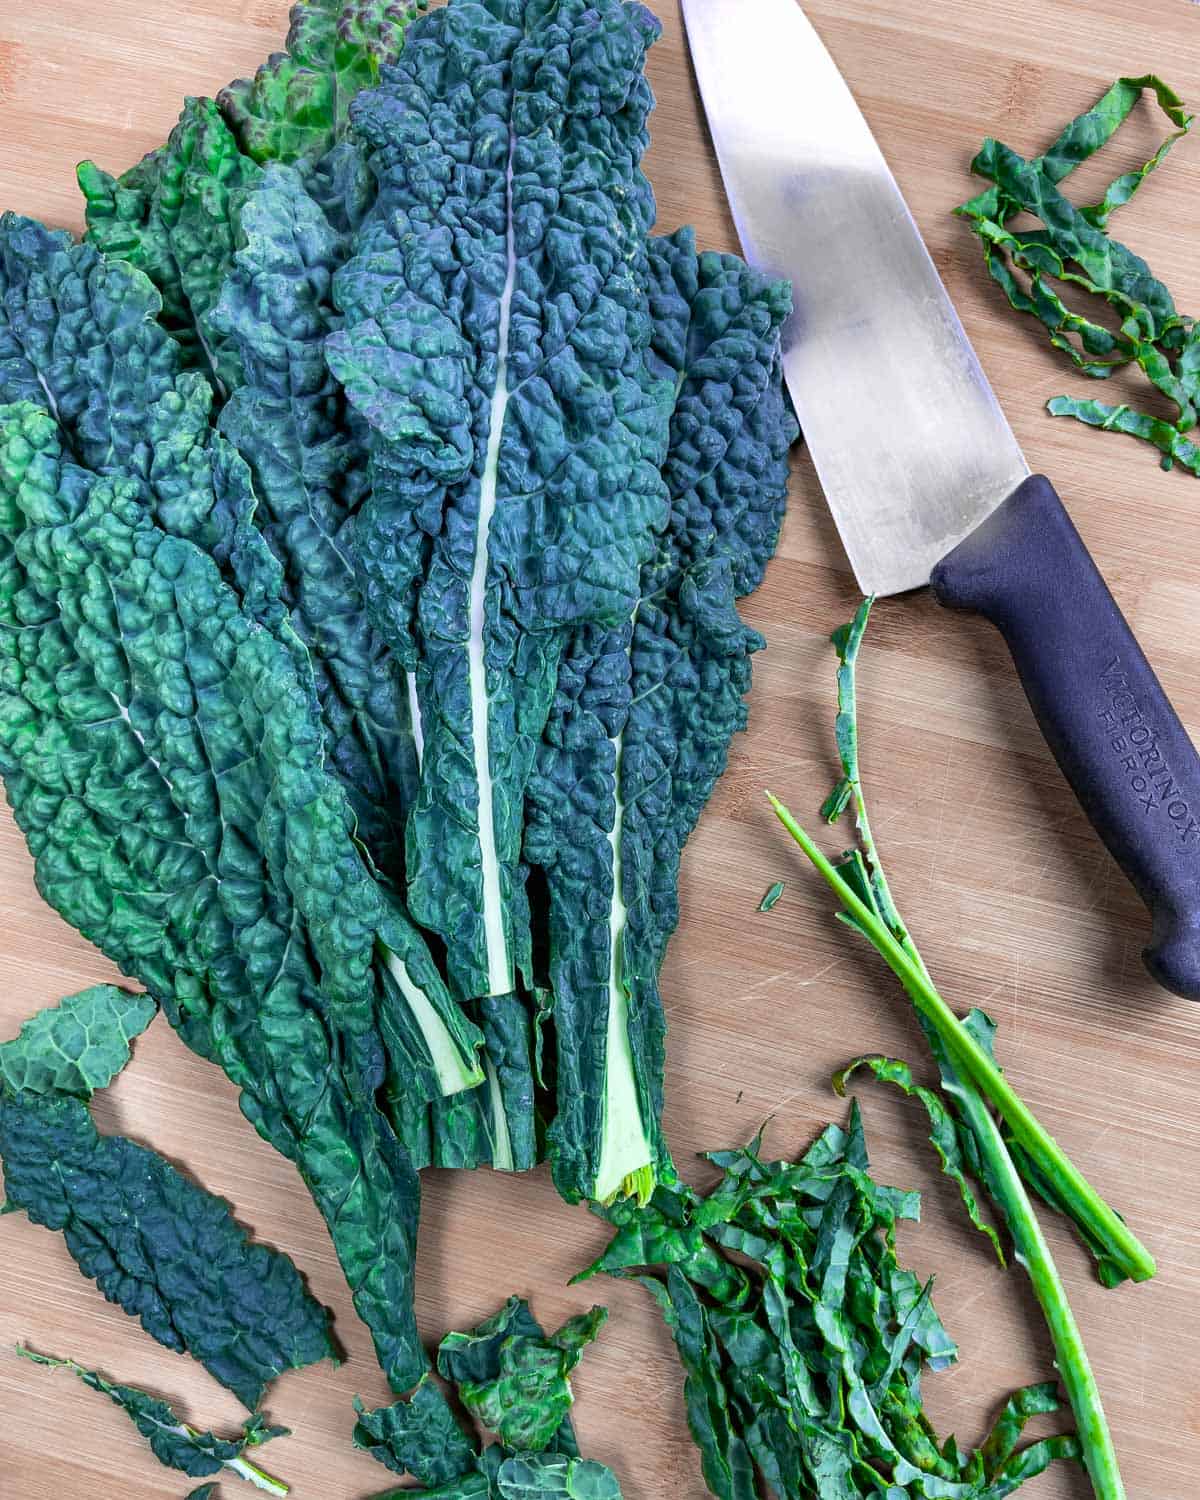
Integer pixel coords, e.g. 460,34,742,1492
930,473,1200,1001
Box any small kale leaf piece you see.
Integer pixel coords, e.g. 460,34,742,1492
353,1375,477,1486
16,1347,289,1493
453,1307,607,1454
0,985,155,1098
495,1454,624,1500
0,1091,335,1410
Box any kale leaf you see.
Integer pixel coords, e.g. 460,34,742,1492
17,1347,289,1494
527,229,796,1204
327,0,674,1004
0,984,155,1098
0,988,334,1408
0,398,466,1389
355,1296,623,1500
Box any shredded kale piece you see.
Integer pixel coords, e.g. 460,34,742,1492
770,598,1142,1500
757,882,785,913
956,75,1200,470
581,1109,1079,1499
16,1347,290,1494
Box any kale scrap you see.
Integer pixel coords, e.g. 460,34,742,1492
16,1347,290,1495
956,76,1200,472
355,1297,624,1500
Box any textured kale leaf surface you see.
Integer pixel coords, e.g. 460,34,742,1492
355,1296,621,1498
1,1091,334,1409
327,0,674,1002
527,229,796,1203
76,0,426,393
0,398,466,1389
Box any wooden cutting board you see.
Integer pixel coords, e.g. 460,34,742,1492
1,1,1198,1496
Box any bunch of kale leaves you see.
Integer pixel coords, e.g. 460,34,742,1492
0,0,796,1394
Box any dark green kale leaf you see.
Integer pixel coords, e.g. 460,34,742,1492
327,0,674,1006
0,400,471,1391
526,229,796,1205
356,1297,617,1496
0,984,155,1098
450,1305,606,1453
0,1089,334,1409
17,1347,289,1493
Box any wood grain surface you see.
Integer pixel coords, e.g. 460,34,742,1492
1,1,1199,1496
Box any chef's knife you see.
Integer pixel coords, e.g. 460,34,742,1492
682,0,1200,1000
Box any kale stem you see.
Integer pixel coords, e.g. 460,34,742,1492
764,791,1155,1286
944,1078,1126,1500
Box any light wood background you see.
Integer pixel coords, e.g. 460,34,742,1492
1,1,1199,1496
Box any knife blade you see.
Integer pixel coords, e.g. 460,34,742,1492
681,0,1027,596
683,0,1200,1000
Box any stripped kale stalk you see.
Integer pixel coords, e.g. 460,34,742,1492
16,1347,289,1494
771,596,1143,1500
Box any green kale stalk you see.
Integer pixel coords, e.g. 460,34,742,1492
16,1347,290,1495
769,598,1148,1500
956,75,1200,472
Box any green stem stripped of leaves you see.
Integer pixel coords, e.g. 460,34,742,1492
16,1347,289,1494
770,597,1144,1500
956,75,1200,472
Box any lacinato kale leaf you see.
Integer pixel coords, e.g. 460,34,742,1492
16,1347,289,1494
0,1088,334,1409
76,0,426,394
527,229,796,1204
0,398,473,1389
327,0,675,1005
0,984,155,1098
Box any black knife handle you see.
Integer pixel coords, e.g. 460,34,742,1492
931,473,1200,1000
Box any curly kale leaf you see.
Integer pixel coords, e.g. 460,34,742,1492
0,985,155,1098
0,1090,333,1409
16,1347,289,1493
327,0,674,1003
527,228,796,1204
0,402,474,1391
